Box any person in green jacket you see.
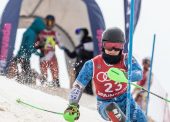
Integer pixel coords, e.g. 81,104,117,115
8,17,45,83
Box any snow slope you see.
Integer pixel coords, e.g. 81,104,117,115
0,76,104,122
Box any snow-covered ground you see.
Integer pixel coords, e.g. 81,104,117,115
0,76,104,122
0,29,168,122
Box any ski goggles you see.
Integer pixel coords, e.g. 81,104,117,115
103,42,124,51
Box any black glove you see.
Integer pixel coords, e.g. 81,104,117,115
64,104,80,121
38,40,46,48
40,53,45,58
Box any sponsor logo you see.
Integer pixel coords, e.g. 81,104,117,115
97,91,114,98
96,71,110,82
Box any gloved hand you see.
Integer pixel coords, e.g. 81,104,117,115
39,40,46,48
64,104,80,122
39,53,45,58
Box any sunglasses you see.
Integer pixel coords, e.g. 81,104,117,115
103,42,123,51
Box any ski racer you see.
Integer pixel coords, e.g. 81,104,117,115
64,27,147,122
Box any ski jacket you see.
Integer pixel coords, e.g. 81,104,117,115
63,36,93,78
137,68,153,89
69,53,142,104
16,17,45,60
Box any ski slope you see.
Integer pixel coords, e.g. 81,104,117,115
0,76,104,122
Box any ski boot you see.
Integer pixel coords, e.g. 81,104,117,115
39,76,47,86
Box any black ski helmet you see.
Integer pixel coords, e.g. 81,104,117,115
75,28,89,37
102,27,125,43
102,27,125,64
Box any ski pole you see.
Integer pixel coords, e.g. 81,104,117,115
16,98,64,115
17,99,78,122
126,0,135,121
146,34,156,116
107,68,170,103
130,82,170,103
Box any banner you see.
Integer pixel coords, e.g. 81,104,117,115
124,0,141,53
83,0,106,56
0,0,22,74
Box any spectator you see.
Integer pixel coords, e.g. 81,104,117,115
35,15,60,87
7,17,45,83
133,57,153,111
138,57,153,89
62,28,94,95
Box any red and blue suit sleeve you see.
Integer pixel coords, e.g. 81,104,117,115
68,60,93,104
76,60,93,88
